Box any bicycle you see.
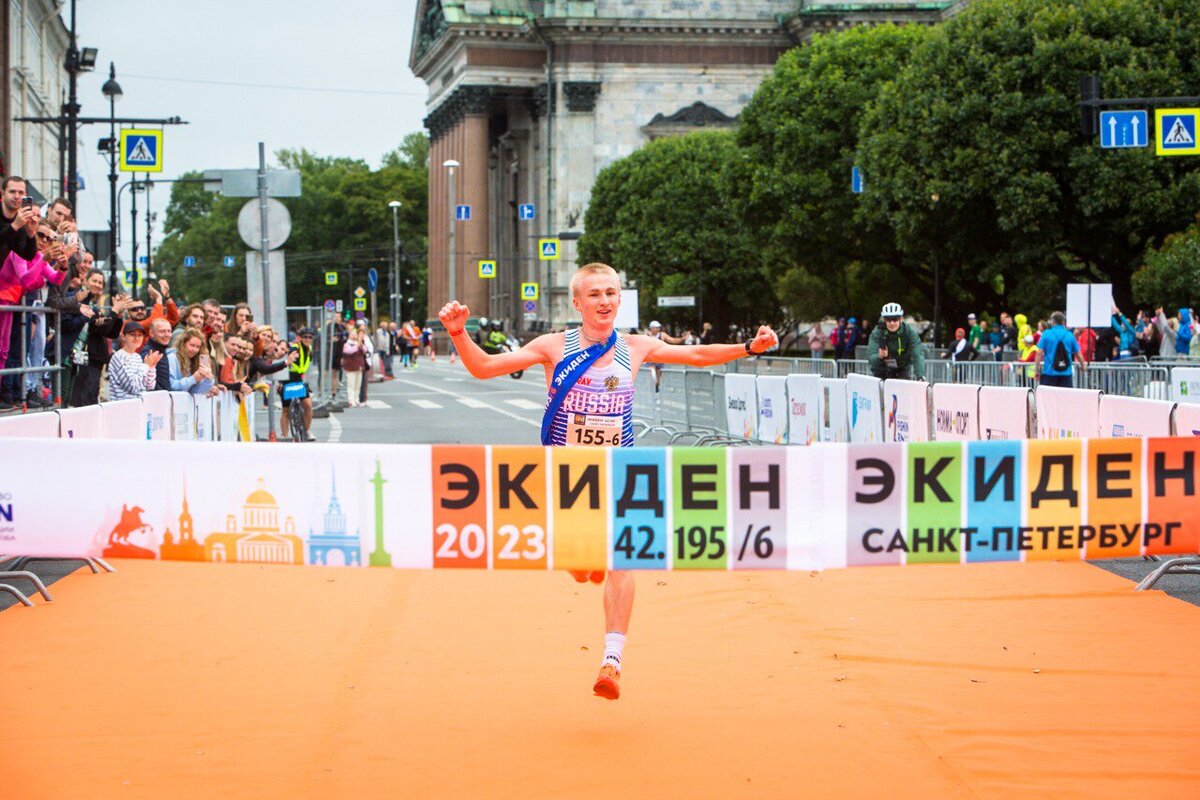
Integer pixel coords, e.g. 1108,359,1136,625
281,381,310,443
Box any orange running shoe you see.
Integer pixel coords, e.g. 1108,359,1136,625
588,570,606,584
593,664,621,700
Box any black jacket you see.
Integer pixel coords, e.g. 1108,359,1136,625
61,299,121,367
0,209,38,265
141,339,172,390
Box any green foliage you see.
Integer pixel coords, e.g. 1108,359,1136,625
858,0,1200,321
1133,221,1200,307
154,137,429,320
578,131,776,335
735,24,931,319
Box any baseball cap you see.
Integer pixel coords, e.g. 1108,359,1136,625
299,327,315,337
955,327,965,337
1024,334,1035,344
649,321,662,329
122,321,145,336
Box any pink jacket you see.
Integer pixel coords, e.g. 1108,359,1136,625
0,251,66,299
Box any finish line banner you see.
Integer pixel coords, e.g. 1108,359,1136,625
1,437,1197,571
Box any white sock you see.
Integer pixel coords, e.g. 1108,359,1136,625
602,632,626,671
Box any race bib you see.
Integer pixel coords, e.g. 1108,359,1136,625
567,412,622,447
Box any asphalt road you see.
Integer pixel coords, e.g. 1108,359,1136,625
4,357,1198,609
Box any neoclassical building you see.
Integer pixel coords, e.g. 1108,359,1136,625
409,0,968,333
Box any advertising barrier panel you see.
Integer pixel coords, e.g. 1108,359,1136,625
786,374,821,446
0,410,59,438
723,374,757,440
1035,385,1100,440
755,376,788,444
819,378,848,443
883,379,930,443
4,438,1198,572
979,386,1031,440
1173,367,1200,405
847,374,883,443
931,383,981,441
1098,395,1174,438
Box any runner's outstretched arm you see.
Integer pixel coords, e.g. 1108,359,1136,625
439,301,552,379
634,325,778,367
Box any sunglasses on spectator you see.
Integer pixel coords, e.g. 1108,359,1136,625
36,232,56,242
130,306,147,314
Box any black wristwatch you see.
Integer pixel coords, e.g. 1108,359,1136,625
744,339,754,355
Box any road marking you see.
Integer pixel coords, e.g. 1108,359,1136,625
410,399,442,409
457,397,490,408
505,398,543,410
395,377,540,428
327,414,342,443
365,400,391,409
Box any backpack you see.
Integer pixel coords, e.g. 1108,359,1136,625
1052,338,1070,372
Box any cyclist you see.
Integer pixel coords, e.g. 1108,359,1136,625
867,302,925,381
280,327,315,441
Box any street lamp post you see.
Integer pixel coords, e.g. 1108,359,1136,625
930,192,942,349
444,160,460,305
102,63,123,296
388,200,402,322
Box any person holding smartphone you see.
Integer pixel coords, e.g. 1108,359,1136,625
0,177,41,410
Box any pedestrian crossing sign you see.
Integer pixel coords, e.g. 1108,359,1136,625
1155,108,1200,156
538,238,560,261
119,129,163,172
521,282,539,301
478,260,497,278
354,298,367,311
325,271,338,286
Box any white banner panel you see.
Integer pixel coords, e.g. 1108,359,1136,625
1035,385,1100,440
195,395,215,442
1174,367,1200,405
882,379,930,443
170,392,197,441
786,374,822,446
1176,403,1200,436
979,386,1031,441
723,374,758,440
97,399,144,440
846,373,883,443
56,405,103,440
216,392,240,442
755,375,789,444
0,411,59,438
143,392,173,441
931,383,981,441
818,378,848,443
1098,395,1174,438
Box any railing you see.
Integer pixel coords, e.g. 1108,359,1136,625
0,304,64,405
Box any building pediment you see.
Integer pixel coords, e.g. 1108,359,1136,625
642,102,737,139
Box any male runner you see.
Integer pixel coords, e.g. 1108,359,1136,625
439,262,778,700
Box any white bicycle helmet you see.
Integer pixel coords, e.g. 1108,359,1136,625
649,320,662,329
881,302,904,318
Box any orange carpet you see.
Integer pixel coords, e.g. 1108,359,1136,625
3,559,1199,799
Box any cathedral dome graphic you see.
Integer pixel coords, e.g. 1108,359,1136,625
203,478,303,564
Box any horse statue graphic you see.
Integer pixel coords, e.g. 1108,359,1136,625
102,504,156,559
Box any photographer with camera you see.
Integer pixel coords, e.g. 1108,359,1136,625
62,269,131,406
868,302,925,381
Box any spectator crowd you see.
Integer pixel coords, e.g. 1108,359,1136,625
0,175,425,440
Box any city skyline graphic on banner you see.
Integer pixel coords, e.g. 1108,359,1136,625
97,461,392,566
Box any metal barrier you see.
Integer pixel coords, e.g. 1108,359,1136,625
0,304,64,406
1077,363,1171,399
836,359,870,378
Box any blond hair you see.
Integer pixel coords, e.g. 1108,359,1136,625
570,262,620,297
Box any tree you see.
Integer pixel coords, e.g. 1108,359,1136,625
858,0,1200,329
1133,221,1200,308
578,131,775,338
735,24,931,320
154,137,429,320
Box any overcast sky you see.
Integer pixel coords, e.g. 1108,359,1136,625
71,0,429,231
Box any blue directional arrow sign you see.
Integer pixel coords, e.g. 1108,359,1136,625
138,255,148,264
367,267,379,291
183,256,196,268
223,255,235,268
518,203,535,221
455,204,471,221
851,166,865,194
1099,110,1148,149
